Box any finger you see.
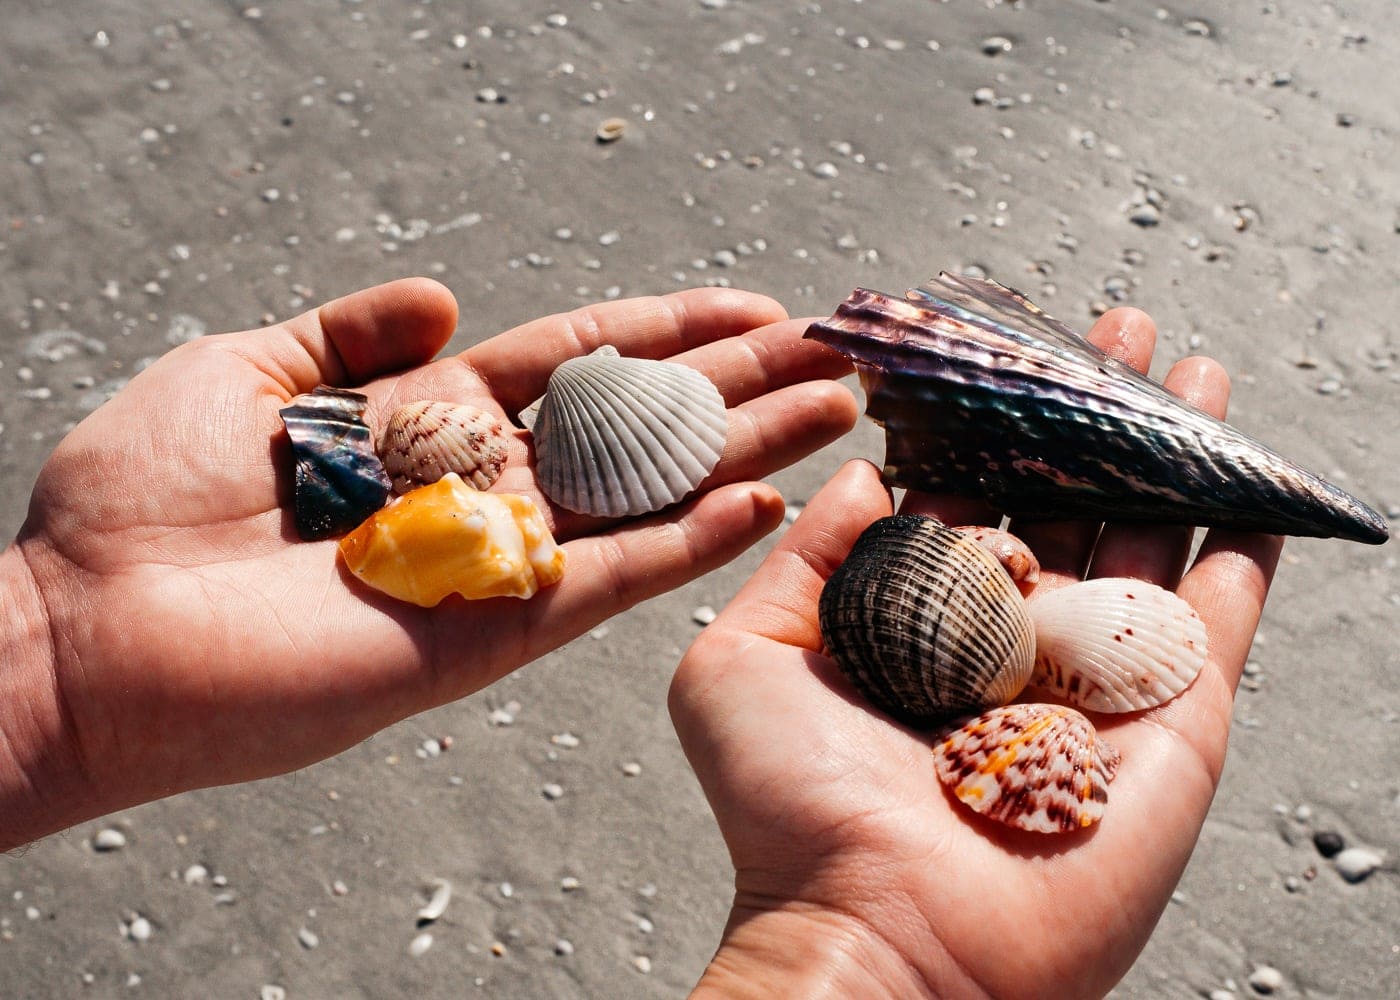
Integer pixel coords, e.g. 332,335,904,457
700,379,860,491
707,460,893,650
1178,530,1283,691
241,277,460,395
1007,307,1158,584
899,492,999,528
472,481,789,681
1088,356,1232,585
464,288,789,417
669,317,855,407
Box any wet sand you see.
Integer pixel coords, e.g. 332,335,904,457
1,2,1396,996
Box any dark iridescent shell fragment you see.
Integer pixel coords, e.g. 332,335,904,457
279,386,391,540
805,273,1388,544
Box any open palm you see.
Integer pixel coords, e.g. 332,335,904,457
6,277,857,848
670,308,1283,999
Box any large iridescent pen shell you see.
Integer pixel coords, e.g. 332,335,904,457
934,703,1122,834
338,473,565,606
279,386,392,541
818,515,1035,727
528,346,729,518
379,400,510,495
1028,578,1208,713
805,272,1389,544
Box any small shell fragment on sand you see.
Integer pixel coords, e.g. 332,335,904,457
596,117,627,142
94,828,128,851
416,879,452,923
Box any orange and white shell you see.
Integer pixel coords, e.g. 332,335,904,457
338,473,565,606
934,703,1121,833
379,400,510,495
1028,578,1207,713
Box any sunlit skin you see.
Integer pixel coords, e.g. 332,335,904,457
671,307,1283,999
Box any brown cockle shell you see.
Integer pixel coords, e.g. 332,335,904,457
818,514,1035,727
934,703,1121,834
379,400,510,495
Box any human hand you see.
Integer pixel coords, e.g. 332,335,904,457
0,277,858,850
669,308,1284,999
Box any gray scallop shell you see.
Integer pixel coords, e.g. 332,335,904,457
529,347,729,517
818,514,1035,727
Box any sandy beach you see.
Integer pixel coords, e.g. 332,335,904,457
2,1,1396,996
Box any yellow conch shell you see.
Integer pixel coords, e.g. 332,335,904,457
338,473,566,606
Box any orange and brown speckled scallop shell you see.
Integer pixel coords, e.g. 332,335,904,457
378,400,510,495
933,703,1121,834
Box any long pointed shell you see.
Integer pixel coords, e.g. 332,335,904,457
279,385,391,540
338,473,565,606
531,347,728,517
379,400,510,495
1027,578,1208,713
818,515,1035,726
934,703,1121,833
805,273,1388,544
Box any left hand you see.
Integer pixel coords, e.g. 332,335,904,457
2,277,857,849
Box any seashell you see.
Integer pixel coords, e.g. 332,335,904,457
805,272,1388,544
280,385,392,541
818,514,1035,727
338,473,565,606
595,117,627,143
379,400,510,495
933,703,1121,834
1027,577,1208,713
953,525,1040,597
529,346,729,517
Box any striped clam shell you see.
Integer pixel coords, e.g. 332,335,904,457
934,703,1121,833
529,346,728,517
818,515,1035,727
1027,578,1208,713
379,400,510,495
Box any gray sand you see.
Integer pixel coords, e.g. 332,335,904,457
2,2,1396,996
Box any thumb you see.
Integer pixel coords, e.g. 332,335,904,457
242,277,459,393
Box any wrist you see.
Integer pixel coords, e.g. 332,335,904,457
691,897,944,1000
0,540,94,850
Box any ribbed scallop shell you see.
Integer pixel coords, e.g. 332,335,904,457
934,703,1121,833
818,515,1035,727
530,347,728,517
1028,578,1208,713
379,400,510,495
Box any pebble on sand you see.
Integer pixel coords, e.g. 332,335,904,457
1334,846,1383,883
1247,964,1285,994
1312,829,1345,858
93,828,128,852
